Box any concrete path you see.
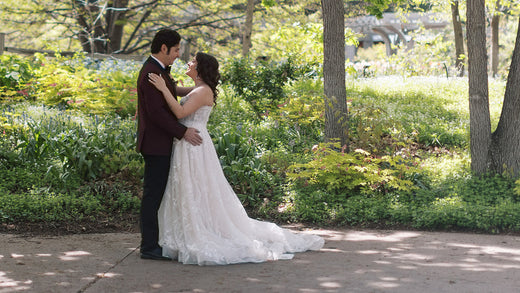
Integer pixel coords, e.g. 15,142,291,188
1,228,519,292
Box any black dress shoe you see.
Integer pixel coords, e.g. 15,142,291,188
140,247,172,261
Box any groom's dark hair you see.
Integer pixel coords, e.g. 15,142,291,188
151,29,181,54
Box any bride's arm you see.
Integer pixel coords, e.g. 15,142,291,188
148,73,210,119
176,85,195,97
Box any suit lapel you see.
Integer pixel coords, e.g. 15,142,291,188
147,57,178,98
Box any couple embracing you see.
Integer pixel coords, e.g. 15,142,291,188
136,29,324,265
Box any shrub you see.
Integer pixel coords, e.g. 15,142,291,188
0,189,102,223
221,57,307,119
33,53,139,117
288,143,422,195
211,126,282,210
0,54,38,102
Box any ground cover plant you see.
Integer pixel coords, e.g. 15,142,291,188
1,52,520,236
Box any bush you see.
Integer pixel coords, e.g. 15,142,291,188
221,57,309,119
0,189,102,223
211,126,282,211
288,143,422,195
32,53,139,117
0,54,38,103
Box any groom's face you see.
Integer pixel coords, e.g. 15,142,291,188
164,44,181,66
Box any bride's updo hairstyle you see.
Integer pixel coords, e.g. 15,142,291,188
195,52,220,104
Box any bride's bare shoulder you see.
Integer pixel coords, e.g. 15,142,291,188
189,85,213,105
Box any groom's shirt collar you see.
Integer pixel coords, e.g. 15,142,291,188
150,55,166,70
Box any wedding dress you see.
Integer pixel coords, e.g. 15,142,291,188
158,95,324,265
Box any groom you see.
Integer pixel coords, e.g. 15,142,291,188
136,29,202,260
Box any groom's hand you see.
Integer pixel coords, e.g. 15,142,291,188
184,128,202,146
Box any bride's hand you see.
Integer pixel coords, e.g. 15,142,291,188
148,73,167,92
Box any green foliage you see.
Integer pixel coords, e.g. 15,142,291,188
0,102,142,225
0,190,102,223
346,77,473,148
33,53,139,117
7,105,140,181
252,21,323,67
288,143,421,195
2,52,520,235
221,57,307,118
0,54,34,86
211,126,282,209
0,54,38,102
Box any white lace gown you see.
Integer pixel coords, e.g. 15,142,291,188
158,96,324,265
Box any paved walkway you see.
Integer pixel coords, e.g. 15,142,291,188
1,228,519,292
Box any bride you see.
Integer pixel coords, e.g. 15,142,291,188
148,52,324,265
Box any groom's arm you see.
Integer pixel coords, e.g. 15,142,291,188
140,69,187,140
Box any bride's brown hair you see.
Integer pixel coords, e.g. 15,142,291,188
195,52,220,105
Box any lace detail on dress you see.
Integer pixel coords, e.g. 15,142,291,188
158,95,324,265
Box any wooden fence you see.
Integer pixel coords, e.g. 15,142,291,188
0,33,144,61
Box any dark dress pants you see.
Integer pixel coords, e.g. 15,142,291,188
140,154,171,253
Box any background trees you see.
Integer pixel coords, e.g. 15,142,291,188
0,0,245,55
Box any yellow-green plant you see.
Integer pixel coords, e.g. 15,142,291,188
33,53,138,117
288,142,421,195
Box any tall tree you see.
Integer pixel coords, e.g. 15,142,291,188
451,0,465,76
467,0,491,175
490,0,501,77
242,0,255,56
321,0,348,147
488,15,520,175
320,0,400,147
467,0,520,176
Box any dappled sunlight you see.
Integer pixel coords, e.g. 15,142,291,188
59,250,92,261
0,271,32,291
343,231,422,242
97,272,122,278
312,229,520,291
448,243,520,256
316,276,342,289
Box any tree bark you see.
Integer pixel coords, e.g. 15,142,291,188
490,0,501,77
489,15,520,175
75,0,129,54
106,0,129,53
75,1,106,53
467,0,491,175
451,0,465,77
242,0,255,57
321,0,348,148
180,38,192,63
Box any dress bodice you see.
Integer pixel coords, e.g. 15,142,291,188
178,95,212,129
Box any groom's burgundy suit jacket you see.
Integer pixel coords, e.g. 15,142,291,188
136,57,187,156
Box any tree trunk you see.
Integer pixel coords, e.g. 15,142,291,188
75,0,129,54
467,0,491,175
451,0,465,77
180,38,191,63
106,0,129,53
75,1,105,53
490,0,501,77
489,15,520,175
321,0,348,148
242,0,255,57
